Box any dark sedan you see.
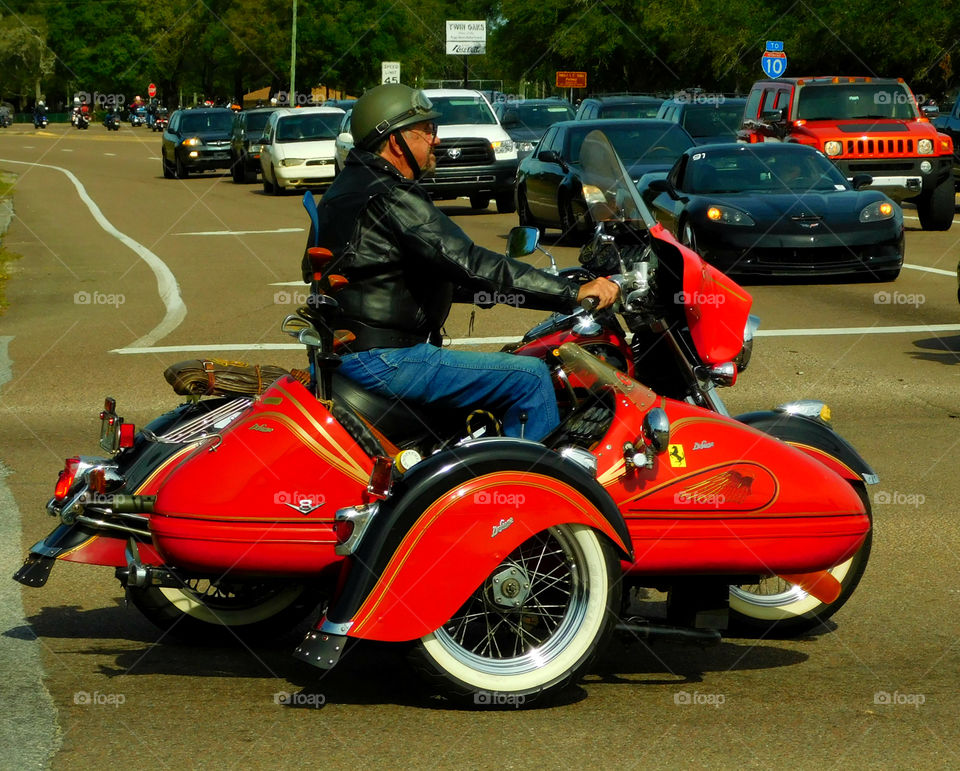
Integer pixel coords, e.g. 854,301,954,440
230,106,279,183
641,143,904,280
494,98,575,159
161,108,235,178
515,118,695,241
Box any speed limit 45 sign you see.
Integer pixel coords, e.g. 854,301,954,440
381,62,400,84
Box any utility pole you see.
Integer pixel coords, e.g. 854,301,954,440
290,0,298,102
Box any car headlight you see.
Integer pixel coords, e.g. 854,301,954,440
280,158,306,167
824,140,842,157
492,140,515,154
517,140,535,153
859,200,895,222
917,138,934,155
183,137,202,147
249,144,263,153
706,205,755,226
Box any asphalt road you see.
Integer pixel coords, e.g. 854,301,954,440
2,123,960,769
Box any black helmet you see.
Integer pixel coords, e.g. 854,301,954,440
351,84,440,151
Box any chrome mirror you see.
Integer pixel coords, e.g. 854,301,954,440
642,408,670,454
506,226,540,259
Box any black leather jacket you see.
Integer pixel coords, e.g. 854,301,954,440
303,148,579,352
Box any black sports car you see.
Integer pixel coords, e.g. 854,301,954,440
641,142,904,280
515,118,695,241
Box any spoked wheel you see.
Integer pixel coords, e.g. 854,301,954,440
410,524,619,707
729,485,872,636
127,578,322,641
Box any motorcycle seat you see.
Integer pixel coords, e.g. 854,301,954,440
331,372,473,449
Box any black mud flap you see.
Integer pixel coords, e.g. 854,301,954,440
13,554,56,587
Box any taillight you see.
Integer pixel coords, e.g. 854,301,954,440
54,457,81,501
334,519,355,547
119,423,136,448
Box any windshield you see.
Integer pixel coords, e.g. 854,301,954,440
180,112,233,133
430,97,497,125
600,101,663,119
578,129,659,227
570,124,693,165
683,146,849,194
276,113,342,142
246,111,274,133
556,342,656,408
504,103,575,130
681,104,743,138
795,84,919,120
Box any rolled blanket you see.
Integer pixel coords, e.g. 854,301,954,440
163,358,310,396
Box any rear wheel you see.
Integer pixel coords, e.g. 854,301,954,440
409,524,619,707
262,170,275,194
559,195,583,245
915,175,956,231
230,154,244,183
470,195,490,210
127,579,321,641
729,484,872,636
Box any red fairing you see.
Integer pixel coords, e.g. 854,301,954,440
346,473,631,642
652,223,752,365
595,395,869,576
59,537,165,568
149,377,371,575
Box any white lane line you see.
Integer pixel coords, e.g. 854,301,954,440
903,262,955,276
174,227,304,236
104,152,116,157
0,158,186,348
110,325,960,354
271,280,303,286
60,149,73,152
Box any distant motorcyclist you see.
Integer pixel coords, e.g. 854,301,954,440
33,101,48,129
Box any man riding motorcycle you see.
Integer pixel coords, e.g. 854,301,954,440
303,84,618,440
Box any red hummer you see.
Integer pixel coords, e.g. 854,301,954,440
738,76,955,230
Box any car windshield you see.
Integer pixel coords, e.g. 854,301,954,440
683,148,849,194
180,112,233,133
795,84,919,120
503,103,575,130
681,104,744,138
276,113,342,142
431,97,497,125
246,111,274,133
569,124,693,164
600,102,663,119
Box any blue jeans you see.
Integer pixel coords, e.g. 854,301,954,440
338,344,559,441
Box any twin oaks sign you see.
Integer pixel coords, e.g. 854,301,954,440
446,20,486,55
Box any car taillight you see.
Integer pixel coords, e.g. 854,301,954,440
54,457,81,501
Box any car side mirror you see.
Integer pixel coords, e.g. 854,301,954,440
338,131,352,143
538,149,568,170
851,173,873,190
646,177,677,199
260,134,272,145
760,109,785,124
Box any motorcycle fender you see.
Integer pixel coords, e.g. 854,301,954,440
327,438,631,643
735,410,877,484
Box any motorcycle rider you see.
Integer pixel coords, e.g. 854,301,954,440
303,83,618,441
33,100,47,128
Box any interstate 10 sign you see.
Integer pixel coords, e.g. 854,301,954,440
761,50,787,78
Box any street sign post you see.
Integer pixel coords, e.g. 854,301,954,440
445,20,486,55
381,62,400,85
556,72,587,89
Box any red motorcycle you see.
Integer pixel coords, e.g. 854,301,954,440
14,131,872,707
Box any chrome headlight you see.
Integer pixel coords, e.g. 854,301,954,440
917,138,934,155
280,158,306,167
492,139,515,154
249,143,263,153
517,140,535,153
182,137,202,147
706,205,755,226
824,140,843,157
859,200,895,222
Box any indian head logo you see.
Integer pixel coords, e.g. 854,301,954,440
678,470,754,506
